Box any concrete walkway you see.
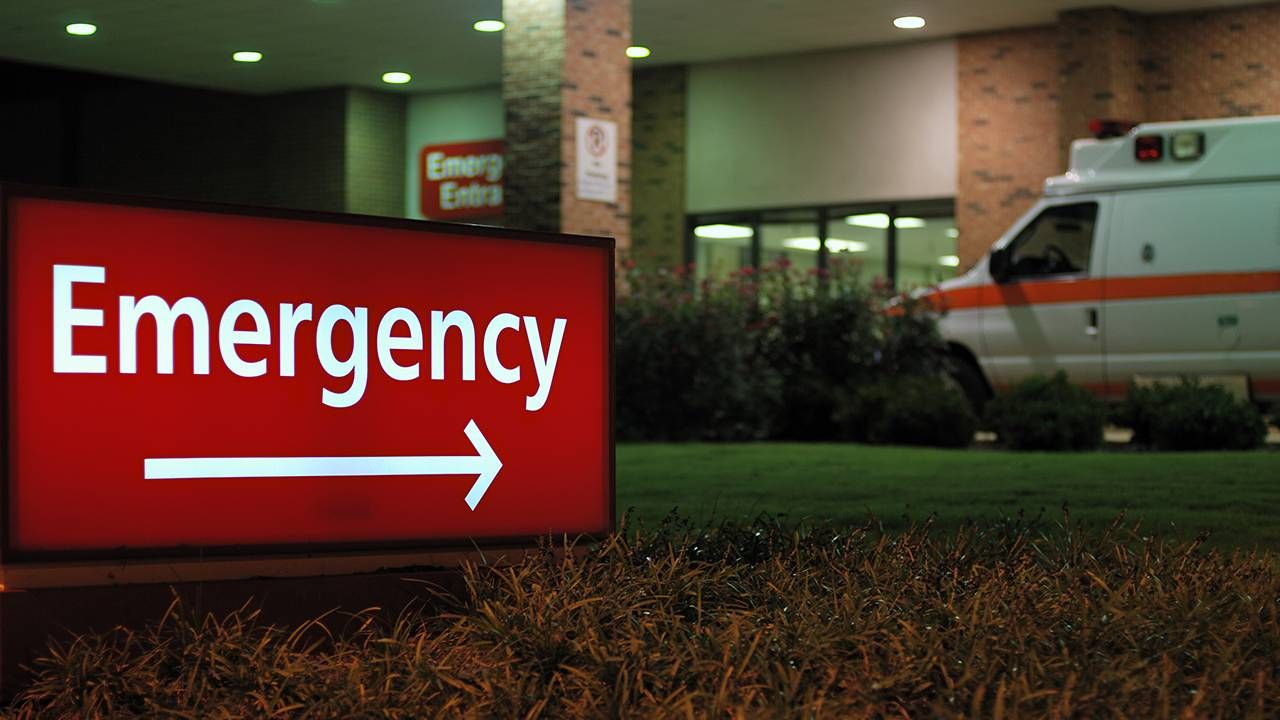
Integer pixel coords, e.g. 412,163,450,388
975,425,1280,445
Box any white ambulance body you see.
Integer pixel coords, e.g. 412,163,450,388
937,115,1280,405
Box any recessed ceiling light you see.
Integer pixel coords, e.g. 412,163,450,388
473,19,505,32
381,71,412,85
626,46,651,59
938,255,961,267
894,16,926,30
232,51,263,63
65,22,97,36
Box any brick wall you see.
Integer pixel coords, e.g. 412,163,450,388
346,88,408,217
260,89,349,212
1144,3,1280,121
1057,8,1145,167
0,61,405,217
559,0,631,247
75,81,280,207
503,0,631,249
956,28,1060,268
502,0,566,234
630,65,686,268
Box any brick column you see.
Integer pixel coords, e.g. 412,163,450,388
503,0,631,250
955,29,1060,270
631,65,686,268
1057,8,1145,167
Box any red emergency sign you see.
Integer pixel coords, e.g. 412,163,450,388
1,187,613,561
419,140,504,220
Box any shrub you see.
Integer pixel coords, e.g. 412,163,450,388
8,516,1280,718
834,374,976,447
985,371,1104,450
1124,380,1267,450
616,258,949,442
616,262,781,441
753,260,884,440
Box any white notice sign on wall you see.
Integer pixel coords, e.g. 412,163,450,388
575,117,617,203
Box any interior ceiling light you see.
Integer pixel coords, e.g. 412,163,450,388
66,22,97,36
844,213,926,229
782,237,822,252
946,227,960,238
381,71,412,85
827,239,869,253
694,224,753,240
473,19,505,32
782,237,869,253
893,16,926,30
938,255,961,267
232,51,263,63
626,46,652,59
846,213,889,229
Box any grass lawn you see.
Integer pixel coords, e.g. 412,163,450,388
617,443,1280,551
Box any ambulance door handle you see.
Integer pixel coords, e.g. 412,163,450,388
1085,307,1099,338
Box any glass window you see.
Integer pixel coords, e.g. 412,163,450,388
1006,202,1098,279
688,199,958,287
826,209,889,282
692,222,752,281
760,211,819,271
896,215,959,289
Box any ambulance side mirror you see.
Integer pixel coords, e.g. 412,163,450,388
989,246,1012,283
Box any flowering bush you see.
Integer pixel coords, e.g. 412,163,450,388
616,259,950,442
616,261,778,440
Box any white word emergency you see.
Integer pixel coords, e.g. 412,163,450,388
52,265,567,411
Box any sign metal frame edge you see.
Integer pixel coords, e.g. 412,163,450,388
0,183,617,566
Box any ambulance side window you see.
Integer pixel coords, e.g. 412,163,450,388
1005,202,1098,280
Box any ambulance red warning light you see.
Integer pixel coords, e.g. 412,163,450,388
1,187,614,561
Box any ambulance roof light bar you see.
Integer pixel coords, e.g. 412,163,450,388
1135,134,1163,162
1088,118,1136,139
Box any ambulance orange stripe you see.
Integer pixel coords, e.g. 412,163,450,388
1253,379,1280,396
1106,271,1280,301
931,271,1280,311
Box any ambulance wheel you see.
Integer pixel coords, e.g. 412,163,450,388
946,354,991,415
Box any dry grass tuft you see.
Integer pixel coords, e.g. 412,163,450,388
5,513,1279,718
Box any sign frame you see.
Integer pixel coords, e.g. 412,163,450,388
0,183,615,566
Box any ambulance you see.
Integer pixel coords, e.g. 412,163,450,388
935,115,1280,409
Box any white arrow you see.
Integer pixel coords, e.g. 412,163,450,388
143,419,503,510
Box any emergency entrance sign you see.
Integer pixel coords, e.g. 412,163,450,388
1,188,613,561
418,140,504,220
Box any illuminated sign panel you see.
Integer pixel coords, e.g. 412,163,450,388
419,140,504,220
1,188,613,560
